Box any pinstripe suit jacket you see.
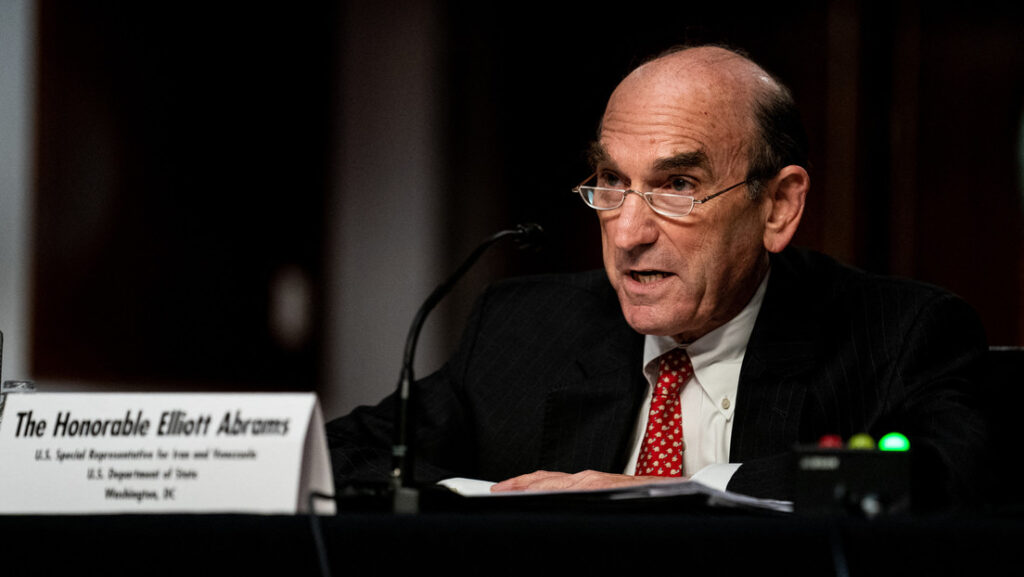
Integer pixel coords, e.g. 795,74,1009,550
327,247,987,506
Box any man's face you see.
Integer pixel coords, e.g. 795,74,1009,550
596,56,771,342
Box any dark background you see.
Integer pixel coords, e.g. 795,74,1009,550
31,1,1024,394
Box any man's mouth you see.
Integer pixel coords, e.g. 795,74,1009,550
629,270,672,284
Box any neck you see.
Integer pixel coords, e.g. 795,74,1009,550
672,255,770,344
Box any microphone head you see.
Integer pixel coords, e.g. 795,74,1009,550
513,222,545,251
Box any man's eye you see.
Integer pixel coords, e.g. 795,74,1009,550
599,173,623,188
668,178,696,193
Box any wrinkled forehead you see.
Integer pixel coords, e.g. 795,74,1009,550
596,59,758,175
604,54,759,136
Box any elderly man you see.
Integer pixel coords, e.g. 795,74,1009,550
327,45,987,507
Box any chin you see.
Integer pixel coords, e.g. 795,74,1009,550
621,307,682,337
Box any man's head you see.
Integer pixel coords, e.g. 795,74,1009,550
590,45,809,342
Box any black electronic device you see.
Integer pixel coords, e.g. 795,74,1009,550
793,433,911,517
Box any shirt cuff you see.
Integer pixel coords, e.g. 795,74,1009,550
689,463,742,492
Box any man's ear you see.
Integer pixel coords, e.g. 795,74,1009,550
762,165,808,253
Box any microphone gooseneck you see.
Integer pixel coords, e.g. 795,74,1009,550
390,223,544,511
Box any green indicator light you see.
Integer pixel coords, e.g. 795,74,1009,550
878,432,910,452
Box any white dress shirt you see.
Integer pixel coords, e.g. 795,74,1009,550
622,274,768,491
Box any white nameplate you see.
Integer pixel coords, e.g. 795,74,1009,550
0,393,335,514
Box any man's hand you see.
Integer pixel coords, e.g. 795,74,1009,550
490,470,687,493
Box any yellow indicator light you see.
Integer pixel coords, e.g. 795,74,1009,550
847,433,875,449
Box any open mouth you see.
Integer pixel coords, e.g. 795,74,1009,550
629,270,672,284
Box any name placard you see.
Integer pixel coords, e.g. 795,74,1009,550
0,393,335,514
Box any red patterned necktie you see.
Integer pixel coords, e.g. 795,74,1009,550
635,348,692,477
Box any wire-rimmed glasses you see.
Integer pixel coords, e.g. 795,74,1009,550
572,172,748,218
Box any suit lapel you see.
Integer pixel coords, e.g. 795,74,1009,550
539,321,646,474
731,250,821,462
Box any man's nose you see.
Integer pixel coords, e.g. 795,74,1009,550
611,192,658,250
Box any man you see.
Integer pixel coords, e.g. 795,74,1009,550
327,45,987,507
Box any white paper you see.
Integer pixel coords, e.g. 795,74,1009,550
437,476,792,513
436,477,496,496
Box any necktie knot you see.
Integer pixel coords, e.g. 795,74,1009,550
655,347,692,395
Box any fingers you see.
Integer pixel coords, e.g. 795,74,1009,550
490,470,563,492
491,470,672,493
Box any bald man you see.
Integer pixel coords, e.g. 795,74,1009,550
327,45,987,508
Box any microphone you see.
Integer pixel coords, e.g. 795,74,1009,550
391,223,544,512
512,222,544,251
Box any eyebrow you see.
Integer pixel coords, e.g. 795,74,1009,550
586,142,712,176
654,150,711,173
586,141,609,170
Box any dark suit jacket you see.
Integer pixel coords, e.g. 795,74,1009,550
327,247,988,508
